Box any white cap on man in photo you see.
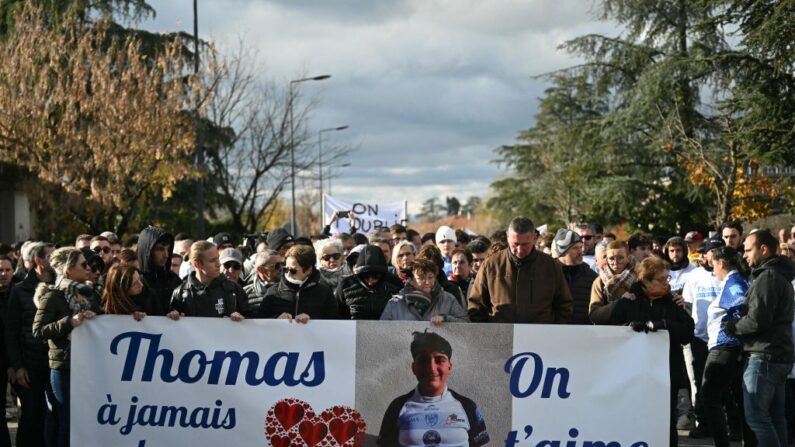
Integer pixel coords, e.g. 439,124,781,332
435,226,457,244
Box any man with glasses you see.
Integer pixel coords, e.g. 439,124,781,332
244,250,283,308
336,245,403,320
89,235,113,267
575,223,598,272
219,248,245,286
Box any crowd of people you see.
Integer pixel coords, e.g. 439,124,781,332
0,213,794,446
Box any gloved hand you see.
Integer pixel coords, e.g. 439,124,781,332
628,320,648,333
646,320,666,332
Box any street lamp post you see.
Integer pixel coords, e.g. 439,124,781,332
289,75,331,237
193,0,205,239
328,163,351,196
318,125,349,219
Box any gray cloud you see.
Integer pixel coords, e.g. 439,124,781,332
142,0,613,214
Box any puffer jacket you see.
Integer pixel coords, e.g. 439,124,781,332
137,226,181,315
6,269,50,370
32,279,99,371
557,261,598,325
335,246,403,320
256,269,338,319
380,282,469,322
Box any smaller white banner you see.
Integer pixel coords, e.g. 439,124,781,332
509,324,670,445
324,195,407,234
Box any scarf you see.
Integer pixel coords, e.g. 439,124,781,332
403,282,440,317
284,273,307,287
398,269,412,284
55,276,92,314
599,258,637,300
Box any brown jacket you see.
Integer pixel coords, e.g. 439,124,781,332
467,249,572,323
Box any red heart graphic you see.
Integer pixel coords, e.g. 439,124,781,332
269,434,290,447
299,420,328,447
329,418,358,445
274,402,305,431
266,399,366,446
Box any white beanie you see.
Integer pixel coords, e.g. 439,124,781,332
435,226,457,244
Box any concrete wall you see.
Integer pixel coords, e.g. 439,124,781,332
356,321,513,446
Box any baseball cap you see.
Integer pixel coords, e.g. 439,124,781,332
684,231,704,243
213,232,235,248
219,248,243,266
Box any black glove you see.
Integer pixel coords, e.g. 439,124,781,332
647,320,666,332
628,320,648,333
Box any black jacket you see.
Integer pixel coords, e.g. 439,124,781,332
6,269,49,371
336,246,403,320
437,270,464,308
137,226,181,315
170,273,250,318
726,256,795,362
256,269,338,319
610,282,694,388
558,261,598,325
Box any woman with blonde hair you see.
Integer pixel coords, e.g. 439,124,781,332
33,246,100,447
391,240,416,284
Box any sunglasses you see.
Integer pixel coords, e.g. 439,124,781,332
581,235,594,241
286,267,300,275
268,262,284,270
321,253,342,262
93,246,111,254
223,262,242,271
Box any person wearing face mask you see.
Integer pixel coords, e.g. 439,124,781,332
589,240,638,324
682,234,724,439
336,245,403,320
315,238,351,291
168,241,248,321
380,257,469,324
256,245,338,322
701,246,754,447
609,256,695,447
391,240,416,285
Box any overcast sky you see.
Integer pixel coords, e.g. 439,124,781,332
141,0,614,214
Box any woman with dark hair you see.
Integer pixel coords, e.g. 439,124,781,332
702,246,754,446
33,247,100,447
102,264,152,320
449,248,475,298
380,257,469,324
417,245,464,307
257,245,338,322
609,256,694,447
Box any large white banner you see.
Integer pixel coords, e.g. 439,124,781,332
72,318,669,446
323,195,407,234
